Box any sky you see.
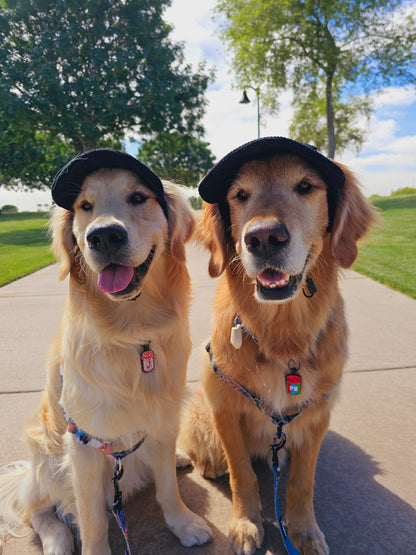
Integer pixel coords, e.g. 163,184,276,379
2,0,416,211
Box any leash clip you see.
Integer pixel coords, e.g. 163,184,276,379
271,425,286,467
112,459,124,508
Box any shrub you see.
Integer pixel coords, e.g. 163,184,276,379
391,187,416,196
189,196,202,210
1,204,18,213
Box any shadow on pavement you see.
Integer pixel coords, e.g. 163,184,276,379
105,430,416,554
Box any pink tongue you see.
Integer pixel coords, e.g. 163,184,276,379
98,265,134,293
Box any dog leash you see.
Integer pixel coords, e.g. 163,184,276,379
271,425,302,555
206,342,319,555
59,363,146,555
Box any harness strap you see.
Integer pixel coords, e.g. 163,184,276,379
206,341,331,555
59,363,146,458
206,342,301,427
58,363,146,554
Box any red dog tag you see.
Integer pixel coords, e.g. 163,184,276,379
141,350,155,373
286,374,301,395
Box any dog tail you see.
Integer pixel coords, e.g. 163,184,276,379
0,460,32,549
178,386,228,479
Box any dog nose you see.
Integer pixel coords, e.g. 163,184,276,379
244,221,289,257
87,225,128,252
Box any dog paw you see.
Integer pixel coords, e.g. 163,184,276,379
32,513,74,555
167,508,212,547
175,447,192,468
228,515,264,555
291,525,329,555
201,457,228,479
40,528,74,555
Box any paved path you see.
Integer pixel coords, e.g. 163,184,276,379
1,244,415,554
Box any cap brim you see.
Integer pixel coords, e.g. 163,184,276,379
198,137,345,230
199,137,345,202
52,149,168,217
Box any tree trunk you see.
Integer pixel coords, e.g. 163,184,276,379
325,72,336,158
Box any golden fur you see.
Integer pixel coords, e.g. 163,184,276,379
0,168,211,554
179,155,377,554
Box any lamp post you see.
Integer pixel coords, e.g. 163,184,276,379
239,86,260,138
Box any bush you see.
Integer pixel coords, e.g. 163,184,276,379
189,196,202,210
1,204,18,213
391,187,416,196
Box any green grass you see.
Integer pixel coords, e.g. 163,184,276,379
353,194,416,299
0,212,55,286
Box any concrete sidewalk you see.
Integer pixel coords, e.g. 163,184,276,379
1,244,415,554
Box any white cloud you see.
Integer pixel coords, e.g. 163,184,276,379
373,85,416,109
165,0,220,66
165,0,293,160
346,165,416,197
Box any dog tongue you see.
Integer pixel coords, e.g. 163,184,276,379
98,264,134,294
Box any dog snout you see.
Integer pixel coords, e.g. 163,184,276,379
244,220,289,257
87,224,128,253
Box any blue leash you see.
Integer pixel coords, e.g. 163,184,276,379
206,342,303,554
271,427,301,555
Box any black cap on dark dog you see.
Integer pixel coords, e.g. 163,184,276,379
198,137,345,230
52,149,168,218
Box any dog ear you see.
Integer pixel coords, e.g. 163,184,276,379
163,181,195,262
330,163,379,268
196,202,232,278
50,207,76,281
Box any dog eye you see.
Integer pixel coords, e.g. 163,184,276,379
80,200,93,211
129,192,148,205
295,180,314,195
235,189,249,202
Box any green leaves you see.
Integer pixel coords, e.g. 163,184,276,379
215,0,416,156
0,0,212,189
139,132,215,187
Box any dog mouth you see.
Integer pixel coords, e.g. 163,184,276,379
256,268,302,301
97,246,156,296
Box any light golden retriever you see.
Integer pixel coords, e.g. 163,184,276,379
0,164,211,554
180,142,377,554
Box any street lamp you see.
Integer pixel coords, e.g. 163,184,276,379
239,86,260,138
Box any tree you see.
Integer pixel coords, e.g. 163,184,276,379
288,80,373,154
139,132,215,187
0,0,212,189
215,0,416,157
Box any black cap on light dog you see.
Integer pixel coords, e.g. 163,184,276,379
52,149,168,219
198,137,345,230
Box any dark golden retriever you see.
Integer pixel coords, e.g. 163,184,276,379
180,138,377,554
0,150,211,554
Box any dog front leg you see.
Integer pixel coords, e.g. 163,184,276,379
70,442,111,555
150,437,212,547
212,409,264,555
285,410,330,555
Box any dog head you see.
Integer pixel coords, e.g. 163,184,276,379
198,140,377,303
51,167,194,302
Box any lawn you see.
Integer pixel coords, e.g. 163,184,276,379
353,194,416,299
0,212,55,286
